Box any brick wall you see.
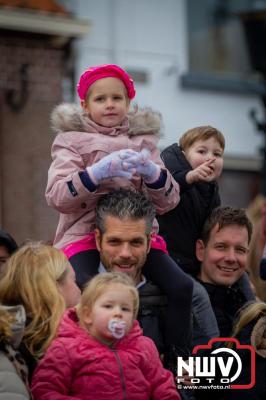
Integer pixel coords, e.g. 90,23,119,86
0,32,67,245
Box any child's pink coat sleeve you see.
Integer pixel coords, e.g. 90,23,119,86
31,341,78,400
45,133,101,214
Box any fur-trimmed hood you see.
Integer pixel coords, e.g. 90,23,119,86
0,305,26,349
51,103,163,138
251,315,266,358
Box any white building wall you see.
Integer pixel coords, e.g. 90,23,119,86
61,0,264,158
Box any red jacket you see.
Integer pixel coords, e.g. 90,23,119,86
31,308,180,400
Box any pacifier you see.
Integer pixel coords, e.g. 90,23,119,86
108,319,127,339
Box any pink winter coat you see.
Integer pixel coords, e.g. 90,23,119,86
31,308,180,400
45,104,180,248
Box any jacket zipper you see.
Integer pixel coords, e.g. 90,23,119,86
112,349,127,400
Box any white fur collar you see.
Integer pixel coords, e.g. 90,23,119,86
51,103,163,137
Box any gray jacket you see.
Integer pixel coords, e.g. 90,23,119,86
0,352,30,400
0,305,30,400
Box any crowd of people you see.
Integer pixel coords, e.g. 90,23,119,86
0,64,265,400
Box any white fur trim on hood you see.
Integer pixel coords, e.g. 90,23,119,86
0,304,26,348
51,103,163,138
251,315,266,358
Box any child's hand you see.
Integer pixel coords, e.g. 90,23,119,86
87,149,137,184
125,149,161,183
186,158,216,184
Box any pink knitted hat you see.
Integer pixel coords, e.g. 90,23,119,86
77,64,136,100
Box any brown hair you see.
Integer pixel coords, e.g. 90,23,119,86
179,125,225,151
201,206,253,245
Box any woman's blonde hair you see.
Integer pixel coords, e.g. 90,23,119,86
0,242,68,358
246,194,266,301
78,272,139,320
232,301,266,338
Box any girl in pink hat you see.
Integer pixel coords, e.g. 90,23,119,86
45,64,193,369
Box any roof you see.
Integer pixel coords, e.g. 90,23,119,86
0,0,68,15
0,0,90,38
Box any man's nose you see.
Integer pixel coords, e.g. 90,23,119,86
224,248,237,262
119,243,132,258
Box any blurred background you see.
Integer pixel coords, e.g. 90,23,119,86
1,0,266,245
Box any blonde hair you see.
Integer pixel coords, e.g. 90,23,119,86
232,301,266,338
179,125,225,152
246,194,266,301
78,272,139,320
0,242,67,358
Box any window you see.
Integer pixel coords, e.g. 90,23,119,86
182,0,266,94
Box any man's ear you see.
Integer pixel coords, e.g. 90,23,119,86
196,239,205,262
95,229,102,252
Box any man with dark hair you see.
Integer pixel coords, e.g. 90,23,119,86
95,188,165,352
200,206,253,253
95,188,156,285
195,206,253,337
0,229,18,268
94,187,193,378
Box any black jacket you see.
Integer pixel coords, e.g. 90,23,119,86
138,280,167,354
197,280,248,338
157,143,220,276
193,282,251,400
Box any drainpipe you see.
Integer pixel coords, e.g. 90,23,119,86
109,0,120,64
